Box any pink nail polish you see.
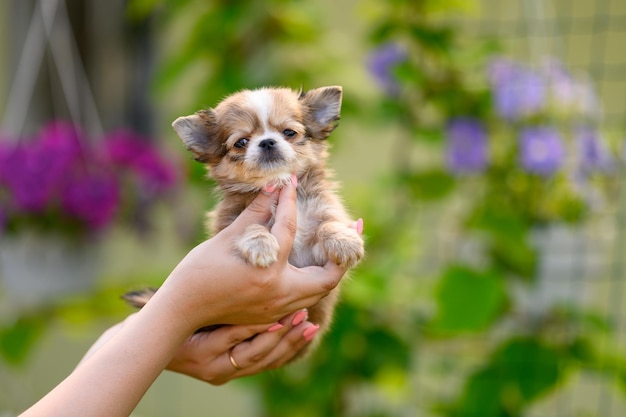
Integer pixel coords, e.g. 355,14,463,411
303,324,320,342
267,323,284,332
356,218,364,236
292,310,308,326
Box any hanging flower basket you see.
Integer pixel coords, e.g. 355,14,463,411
0,122,179,306
0,232,99,308
0,0,182,307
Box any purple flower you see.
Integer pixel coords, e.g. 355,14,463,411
61,169,119,230
0,123,87,212
445,118,489,174
519,127,565,176
39,121,83,155
0,139,12,183
542,58,600,119
131,151,178,195
488,58,546,121
367,42,408,96
576,127,613,173
0,121,179,237
103,130,177,195
542,58,577,110
3,144,57,211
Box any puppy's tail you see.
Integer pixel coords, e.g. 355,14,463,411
122,287,157,308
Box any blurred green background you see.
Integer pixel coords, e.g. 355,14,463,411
2,0,626,416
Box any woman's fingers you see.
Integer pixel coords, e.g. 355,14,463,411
271,174,298,262
224,187,280,237
194,322,275,355
224,316,318,378
231,323,314,376
200,310,319,384
226,310,304,368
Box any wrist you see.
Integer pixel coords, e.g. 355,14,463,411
144,267,219,335
137,285,198,341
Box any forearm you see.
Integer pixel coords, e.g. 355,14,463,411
20,297,191,417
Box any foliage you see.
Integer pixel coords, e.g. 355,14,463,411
0,313,46,366
128,0,324,109
361,0,624,416
98,0,626,415
0,121,179,240
432,265,506,333
0,284,135,366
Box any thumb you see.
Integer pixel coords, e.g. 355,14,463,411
293,261,346,299
225,185,279,236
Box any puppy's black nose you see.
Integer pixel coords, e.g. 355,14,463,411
259,139,277,150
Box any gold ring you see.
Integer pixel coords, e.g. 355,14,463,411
228,347,242,371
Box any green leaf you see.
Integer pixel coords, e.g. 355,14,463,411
492,339,562,402
467,201,528,241
488,235,537,280
467,202,537,279
432,265,506,333
409,24,454,54
413,126,445,143
454,338,562,416
125,0,162,20
450,367,503,417
369,22,398,43
402,169,456,201
0,315,46,366
394,61,427,87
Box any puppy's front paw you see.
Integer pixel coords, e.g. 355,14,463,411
237,224,280,268
319,222,365,270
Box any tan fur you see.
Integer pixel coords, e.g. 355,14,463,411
125,86,364,359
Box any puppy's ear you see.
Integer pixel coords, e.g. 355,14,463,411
300,86,342,140
172,109,225,164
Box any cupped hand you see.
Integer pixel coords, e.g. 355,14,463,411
166,309,319,385
79,310,320,386
153,174,350,333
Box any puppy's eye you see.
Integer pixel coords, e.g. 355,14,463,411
283,129,297,138
234,138,249,149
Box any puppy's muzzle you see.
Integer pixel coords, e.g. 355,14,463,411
258,138,284,164
259,138,277,150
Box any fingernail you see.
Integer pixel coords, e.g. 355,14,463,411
292,309,308,326
303,324,320,342
356,218,364,236
290,174,298,188
350,218,364,236
263,183,277,193
267,323,284,332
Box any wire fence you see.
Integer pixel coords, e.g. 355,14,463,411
423,1,626,416
459,0,626,134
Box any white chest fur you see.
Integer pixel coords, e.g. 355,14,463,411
289,197,326,268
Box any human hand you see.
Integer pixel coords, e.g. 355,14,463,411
79,310,320,386
153,174,349,333
166,309,319,385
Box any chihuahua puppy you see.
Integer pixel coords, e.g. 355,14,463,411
125,86,364,354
